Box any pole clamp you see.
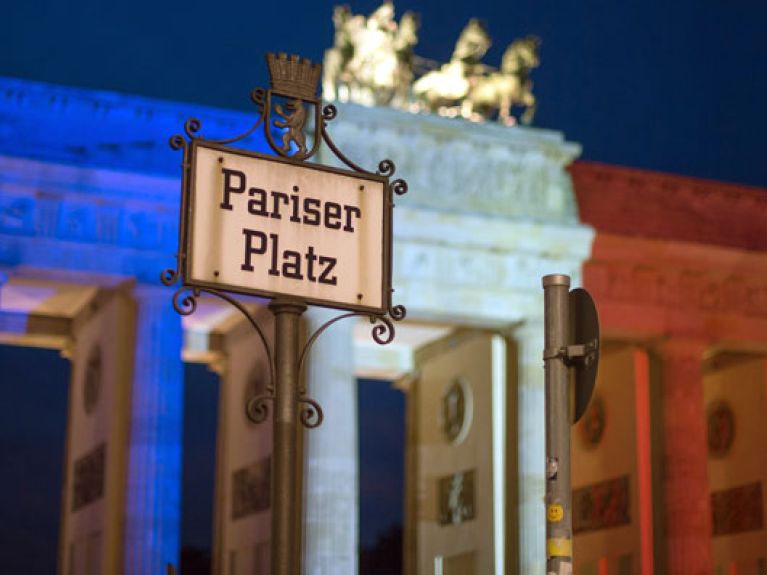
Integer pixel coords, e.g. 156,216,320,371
543,339,599,366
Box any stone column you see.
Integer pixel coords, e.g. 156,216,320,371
514,319,546,575
123,285,184,575
656,339,713,575
302,307,358,575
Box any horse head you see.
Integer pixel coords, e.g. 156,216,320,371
395,10,420,52
452,18,491,64
501,35,540,75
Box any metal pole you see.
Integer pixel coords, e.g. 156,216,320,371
269,298,307,575
542,274,573,575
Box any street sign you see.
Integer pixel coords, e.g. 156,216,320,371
569,288,600,423
163,52,408,575
185,140,390,314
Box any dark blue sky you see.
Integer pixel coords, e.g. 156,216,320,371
1,0,765,186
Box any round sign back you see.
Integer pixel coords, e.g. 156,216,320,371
569,288,600,424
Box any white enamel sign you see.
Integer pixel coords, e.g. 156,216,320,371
186,142,389,312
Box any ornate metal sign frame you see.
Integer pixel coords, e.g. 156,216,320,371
162,52,408,346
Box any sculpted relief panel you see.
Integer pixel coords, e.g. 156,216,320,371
0,157,179,276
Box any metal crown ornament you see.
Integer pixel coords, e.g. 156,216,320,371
266,53,321,99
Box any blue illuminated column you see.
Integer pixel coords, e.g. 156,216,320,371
123,285,184,575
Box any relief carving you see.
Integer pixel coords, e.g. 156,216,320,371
83,345,102,415
232,456,271,520
572,475,630,534
711,482,763,536
0,197,34,234
72,443,106,511
438,469,475,525
587,261,767,318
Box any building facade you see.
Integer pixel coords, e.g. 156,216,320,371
0,74,765,575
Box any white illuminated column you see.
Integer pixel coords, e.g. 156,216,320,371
302,307,359,575
515,320,547,575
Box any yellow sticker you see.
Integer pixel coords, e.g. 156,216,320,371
547,504,564,522
547,537,572,557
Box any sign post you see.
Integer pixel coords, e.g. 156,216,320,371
162,53,408,575
542,274,600,575
270,298,305,575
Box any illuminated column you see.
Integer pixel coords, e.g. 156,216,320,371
656,339,713,575
515,319,546,575
123,286,184,575
303,307,358,575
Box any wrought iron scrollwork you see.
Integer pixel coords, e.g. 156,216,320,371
299,397,324,429
246,393,275,424
297,308,406,375
160,266,180,287
166,283,279,429
377,159,395,177
172,287,199,316
251,88,267,109
319,122,371,174
390,178,408,196
389,302,407,321
184,118,202,139
322,103,338,122
199,288,276,388
168,134,187,152
370,313,396,345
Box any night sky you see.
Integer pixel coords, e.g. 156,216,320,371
1,0,765,187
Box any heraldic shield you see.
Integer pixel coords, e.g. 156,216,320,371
262,52,323,160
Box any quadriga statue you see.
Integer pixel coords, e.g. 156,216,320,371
322,4,540,126
322,2,419,107
411,18,491,114
462,35,541,125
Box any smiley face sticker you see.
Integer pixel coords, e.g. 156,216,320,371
547,503,564,523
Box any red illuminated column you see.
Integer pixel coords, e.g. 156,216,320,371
656,339,713,575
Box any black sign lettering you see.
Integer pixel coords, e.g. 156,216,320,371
220,164,378,297
325,202,342,230
241,228,267,271
318,256,338,285
221,168,246,210
303,198,321,226
270,190,290,220
289,186,301,223
268,232,280,277
305,246,318,281
343,205,361,233
247,187,268,216
282,250,303,279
